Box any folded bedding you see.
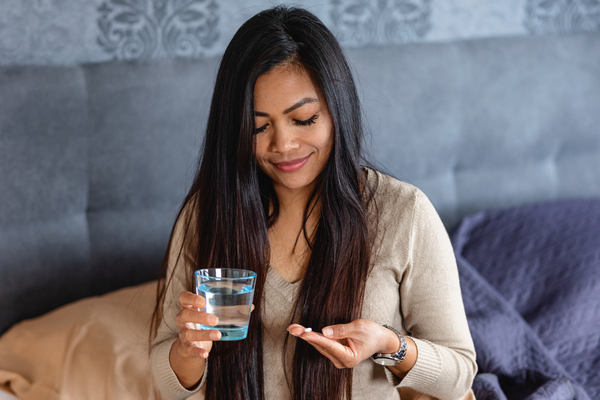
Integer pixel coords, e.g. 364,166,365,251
0,281,182,400
451,199,600,400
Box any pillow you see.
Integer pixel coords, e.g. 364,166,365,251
451,198,600,399
0,281,183,400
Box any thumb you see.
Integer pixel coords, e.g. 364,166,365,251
321,323,351,339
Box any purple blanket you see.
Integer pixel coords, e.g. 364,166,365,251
450,199,600,400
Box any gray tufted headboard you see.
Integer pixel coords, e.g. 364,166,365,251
349,33,600,227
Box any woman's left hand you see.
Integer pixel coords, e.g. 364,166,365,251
287,319,400,369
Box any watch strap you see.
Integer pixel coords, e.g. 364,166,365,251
371,324,407,365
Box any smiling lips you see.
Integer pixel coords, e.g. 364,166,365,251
273,155,311,172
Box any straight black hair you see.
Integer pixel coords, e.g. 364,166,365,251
152,5,377,399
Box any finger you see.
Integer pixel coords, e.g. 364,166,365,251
179,291,206,309
190,344,210,359
174,337,210,359
287,325,358,368
300,331,349,356
299,336,353,368
287,324,305,336
176,308,219,329
181,324,222,343
322,319,371,340
182,338,213,359
175,324,218,360
287,324,314,337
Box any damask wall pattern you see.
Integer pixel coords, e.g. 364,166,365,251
97,0,219,60
1,0,599,65
330,0,433,46
524,0,600,34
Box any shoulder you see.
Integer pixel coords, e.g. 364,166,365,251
365,167,431,223
364,168,448,258
366,167,422,197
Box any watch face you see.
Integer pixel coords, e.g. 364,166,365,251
372,356,400,366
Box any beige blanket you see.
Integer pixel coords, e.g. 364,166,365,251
0,281,164,400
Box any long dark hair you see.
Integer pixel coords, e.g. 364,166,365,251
152,6,377,400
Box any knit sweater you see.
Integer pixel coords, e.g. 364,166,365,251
150,169,477,400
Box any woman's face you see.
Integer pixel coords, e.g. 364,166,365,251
254,64,334,199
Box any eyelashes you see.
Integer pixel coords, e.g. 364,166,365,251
295,114,319,126
254,114,319,134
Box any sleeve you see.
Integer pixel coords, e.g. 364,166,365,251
150,206,208,400
385,189,477,400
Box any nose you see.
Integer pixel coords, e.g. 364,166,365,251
269,124,300,154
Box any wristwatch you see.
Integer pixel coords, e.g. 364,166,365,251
371,325,407,366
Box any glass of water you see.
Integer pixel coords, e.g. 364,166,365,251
194,268,256,341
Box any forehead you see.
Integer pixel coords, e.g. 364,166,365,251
254,64,320,107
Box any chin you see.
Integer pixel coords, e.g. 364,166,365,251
273,173,317,192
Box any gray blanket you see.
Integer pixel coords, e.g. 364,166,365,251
451,199,600,400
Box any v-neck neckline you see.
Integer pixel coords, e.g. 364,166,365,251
264,167,376,299
266,265,302,303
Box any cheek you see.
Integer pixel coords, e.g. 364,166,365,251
316,125,334,156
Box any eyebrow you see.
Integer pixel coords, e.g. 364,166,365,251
254,97,319,117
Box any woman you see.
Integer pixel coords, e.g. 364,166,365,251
150,6,476,400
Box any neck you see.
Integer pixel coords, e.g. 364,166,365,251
270,180,322,244
268,182,321,283
272,182,316,217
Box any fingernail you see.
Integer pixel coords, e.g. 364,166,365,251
185,322,195,329
211,331,221,341
322,327,332,337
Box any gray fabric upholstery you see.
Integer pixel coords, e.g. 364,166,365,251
1,33,599,333
0,66,91,327
84,58,218,292
351,33,600,226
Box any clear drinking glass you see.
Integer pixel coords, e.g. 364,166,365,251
194,268,256,341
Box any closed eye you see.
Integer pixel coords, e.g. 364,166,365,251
255,124,268,134
294,114,319,126
255,114,319,134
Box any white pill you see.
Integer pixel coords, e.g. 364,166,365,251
304,327,312,333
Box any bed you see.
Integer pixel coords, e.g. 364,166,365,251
1,31,599,400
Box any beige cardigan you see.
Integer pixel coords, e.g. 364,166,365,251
151,169,477,400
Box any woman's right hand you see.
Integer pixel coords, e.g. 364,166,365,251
174,290,222,359
169,291,220,389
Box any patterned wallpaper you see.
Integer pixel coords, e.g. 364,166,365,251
331,0,434,45
96,0,220,60
1,0,599,65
